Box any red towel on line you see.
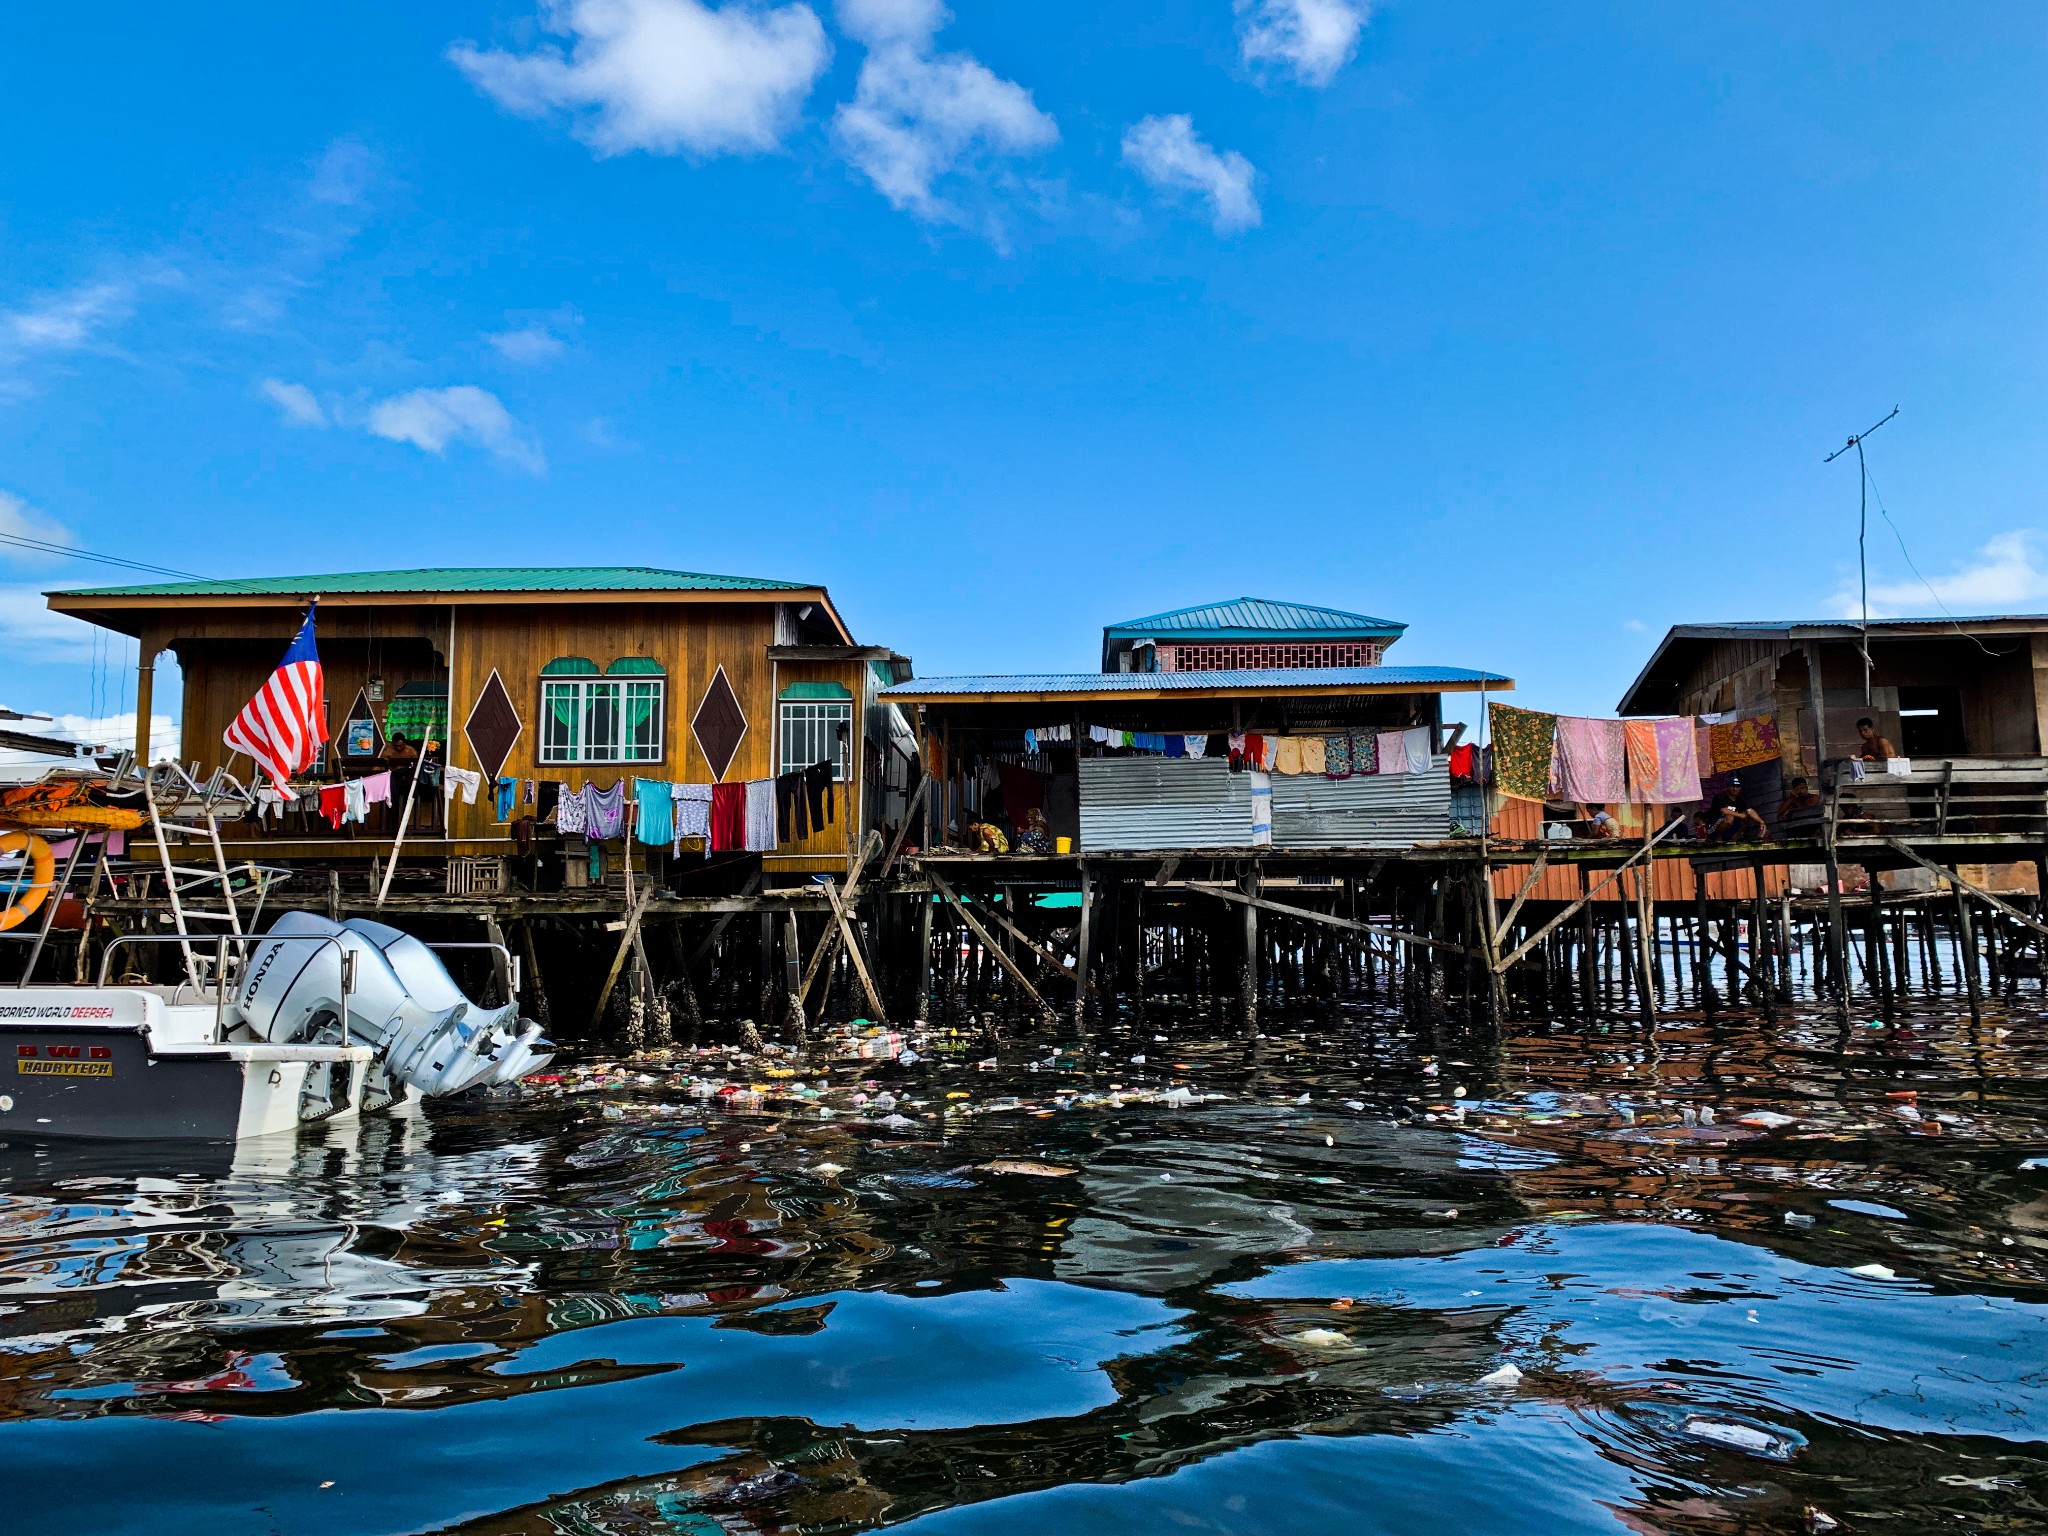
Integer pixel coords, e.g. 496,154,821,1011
709,781,747,852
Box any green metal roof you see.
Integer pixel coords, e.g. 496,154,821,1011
1101,597,1406,668
1104,597,1406,641
47,566,813,599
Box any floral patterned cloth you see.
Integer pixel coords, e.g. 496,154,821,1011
1555,716,1627,803
1351,730,1378,774
1709,715,1780,773
1623,718,1705,804
1324,733,1354,778
1489,704,1558,802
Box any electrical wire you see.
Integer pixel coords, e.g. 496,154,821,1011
1862,461,2010,658
0,530,203,580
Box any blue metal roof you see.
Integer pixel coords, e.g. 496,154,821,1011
1103,597,1407,641
881,665,1510,702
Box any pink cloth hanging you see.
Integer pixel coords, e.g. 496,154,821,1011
1554,716,1627,803
1374,730,1408,775
1651,717,1703,803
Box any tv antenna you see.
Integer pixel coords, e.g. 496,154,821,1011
1825,405,1899,705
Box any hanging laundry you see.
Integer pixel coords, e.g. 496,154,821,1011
1249,770,1273,848
1184,733,1208,759
360,770,393,806
1324,732,1355,779
996,761,1045,830
1023,729,1037,753
1709,714,1780,773
555,782,589,835
443,764,482,805
709,781,746,851
1448,743,1478,782
672,783,713,855
494,777,517,822
588,841,604,883
585,780,626,840
775,771,809,841
1274,736,1304,775
1554,716,1627,803
524,779,536,805
1164,734,1186,759
1402,726,1433,774
804,761,835,832
1300,735,1326,775
512,816,535,855
634,778,674,846
1227,731,1248,772
1652,717,1703,803
318,784,348,830
342,778,369,825
1488,703,1558,802
1351,730,1378,775
743,778,777,851
1375,730,1408,776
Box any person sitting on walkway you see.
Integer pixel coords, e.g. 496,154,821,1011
961,812,1009,854
1778,775,1823,828
1583,804,1621,839
1014,807,1053,853
1706,788,1768,842
1855,717,1898,762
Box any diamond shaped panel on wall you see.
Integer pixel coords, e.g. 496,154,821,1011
692,666,747,781
465,668,523,783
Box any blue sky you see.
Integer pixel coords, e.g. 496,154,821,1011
1,0,2043,745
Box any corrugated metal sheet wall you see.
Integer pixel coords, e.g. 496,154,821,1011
1077,757,1451,851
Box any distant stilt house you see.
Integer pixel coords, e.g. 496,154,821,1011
1618,614,2048,769
883,597,1510,855
44,568,915,879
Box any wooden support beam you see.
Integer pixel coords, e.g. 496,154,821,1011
1188,882,1473,957
1885,838,2048,940
822,878,889,1023
1493,818,1686,973
799,830,883,1004
931,881,1088,990
1073,863,1096,1031
1492,853,1548,948
688,870,764,967
926,868,1054,1019
590,884,656,1032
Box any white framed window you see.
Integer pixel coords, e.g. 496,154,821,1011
779,700,852,780
541,677,664,764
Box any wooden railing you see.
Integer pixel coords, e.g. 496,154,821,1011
1823,755,2048,842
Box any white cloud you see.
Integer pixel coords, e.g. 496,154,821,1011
1,280,134,353
1835,530,2048,620
1121,115,1260,233
0,586,101,662
451,0,832,157
487,324,568,365
0,491,75,564
365,386,546,473
259,378,328,428
832,0,1057,224
1236,0,1368,88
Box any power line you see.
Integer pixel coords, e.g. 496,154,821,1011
1824,405,1899,704
1862,462,2009,659
0,530,204,581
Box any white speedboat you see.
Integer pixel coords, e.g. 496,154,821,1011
0,913,554,1142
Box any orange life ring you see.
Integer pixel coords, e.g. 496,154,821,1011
0,832,54,932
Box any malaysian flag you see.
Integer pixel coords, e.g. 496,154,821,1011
223,604,327,789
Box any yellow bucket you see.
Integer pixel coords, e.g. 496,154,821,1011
1054,836,1072,854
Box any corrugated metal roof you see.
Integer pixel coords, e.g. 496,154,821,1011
47,566,812,599
881,665,1510,700
1076,755,1451,851
1103,597,1406,640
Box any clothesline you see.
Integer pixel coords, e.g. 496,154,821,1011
548,760,836,855
1021,725,1441,780
1489,703,1787,806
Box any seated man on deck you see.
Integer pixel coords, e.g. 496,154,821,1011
1855,717,1898,762
1778,775,1823,830
1705,789,1767,842
1582,804,1621,839
960,810,1009,854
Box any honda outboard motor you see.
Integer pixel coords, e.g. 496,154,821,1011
237,913,553,1097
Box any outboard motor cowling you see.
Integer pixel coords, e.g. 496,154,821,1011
237,913,553,1098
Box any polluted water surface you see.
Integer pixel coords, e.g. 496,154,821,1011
0,994,2045,1536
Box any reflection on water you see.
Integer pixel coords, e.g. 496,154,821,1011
2,996,2045,1536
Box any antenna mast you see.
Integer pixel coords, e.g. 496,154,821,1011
1825,405,1899,705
